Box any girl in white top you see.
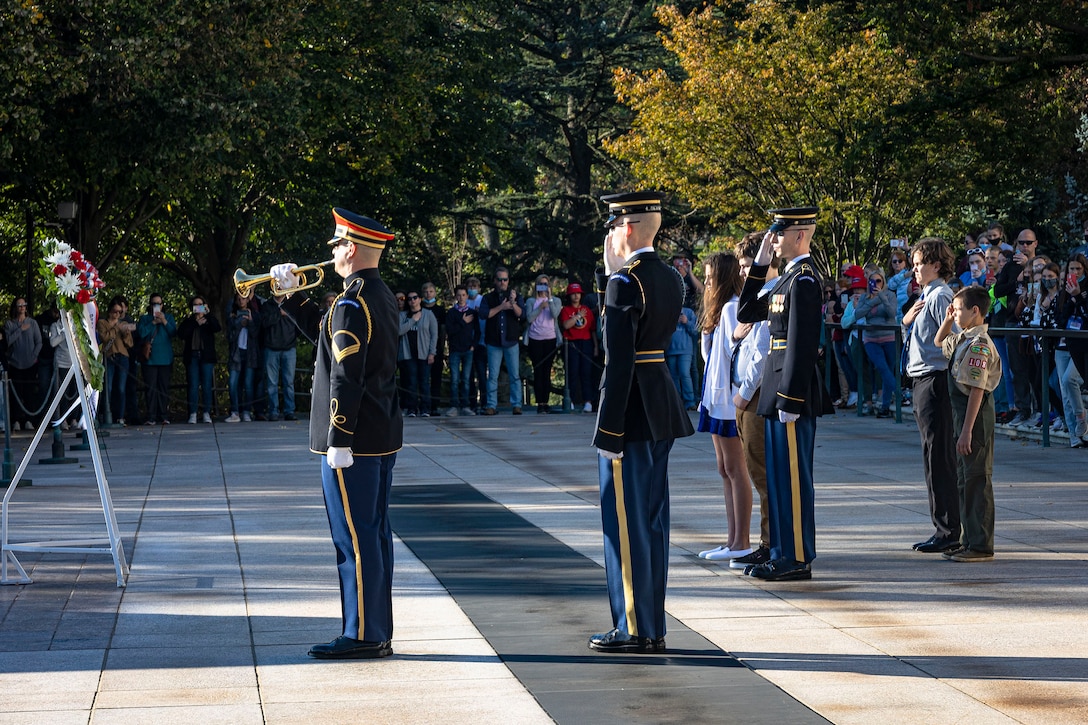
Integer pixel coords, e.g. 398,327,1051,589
696,252,753,562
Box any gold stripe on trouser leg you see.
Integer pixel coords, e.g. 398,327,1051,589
785,422,804,562
336,468,365,635
612,459,639,637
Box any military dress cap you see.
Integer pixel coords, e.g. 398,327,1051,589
601,190,665,228
327,207,395,249
768,206,820,232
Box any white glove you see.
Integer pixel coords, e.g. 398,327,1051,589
598,448,624,460
270,263,299,292
604,244,625,276
327,446,354,469
778,410,800,424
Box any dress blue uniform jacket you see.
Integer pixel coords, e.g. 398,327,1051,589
593,251,695,452
737,259,834,418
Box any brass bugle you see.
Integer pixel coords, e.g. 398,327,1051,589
234,260,335,299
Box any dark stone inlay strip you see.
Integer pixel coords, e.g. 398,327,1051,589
391,483,827,724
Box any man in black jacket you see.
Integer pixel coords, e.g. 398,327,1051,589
477,267,524,414
990,228,1037,426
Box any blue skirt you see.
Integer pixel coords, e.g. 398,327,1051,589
697,408,738,437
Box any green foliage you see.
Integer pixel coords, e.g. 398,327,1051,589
609,0,1087,273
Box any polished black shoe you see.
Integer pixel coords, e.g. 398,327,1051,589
747,558,811,581
308,636,393,659
588,628,665,653
283,413,298,421
914,534,961,553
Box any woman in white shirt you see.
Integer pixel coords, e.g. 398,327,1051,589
696,252,753,562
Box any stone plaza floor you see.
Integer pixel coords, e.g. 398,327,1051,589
1,408,1086,724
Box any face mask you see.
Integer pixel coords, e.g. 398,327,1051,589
423,297,436,305
970,263,985,275
1041,278,1058,290
467,289,478,298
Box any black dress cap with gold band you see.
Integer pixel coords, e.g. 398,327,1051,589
327,207,395,249
768,206,819,233
601,190,665,228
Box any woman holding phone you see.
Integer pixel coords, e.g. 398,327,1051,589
178,294,221,424
136,294,177,424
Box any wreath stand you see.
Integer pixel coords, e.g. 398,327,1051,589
1,311,129,587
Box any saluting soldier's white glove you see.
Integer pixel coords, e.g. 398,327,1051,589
778,410,800,424
598,448,624,460
271,263,299,292
327,446,354,469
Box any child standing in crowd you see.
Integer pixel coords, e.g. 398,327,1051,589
445,284,479,417
666,303,697,411
696,252,752,563
936,286,1001,562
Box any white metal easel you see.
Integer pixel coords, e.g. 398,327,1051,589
1,310,129,587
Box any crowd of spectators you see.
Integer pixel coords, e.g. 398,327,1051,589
3,222,1085,443
824,223,1088,448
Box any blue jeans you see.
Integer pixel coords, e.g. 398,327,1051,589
486,344,521,409
1055,350,1085,436
106,355,129,420
863,340,898,410
229,366,256,414
991,335,1017,410
186,354,214,414
398,358,431,414
448,350,473,409
833,338,857,393
666,353,694,407
265,348,296,418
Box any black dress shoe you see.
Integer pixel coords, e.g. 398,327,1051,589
588,628,665,653
748,558,811,581
308,636,393,659
283,413,298,421
914,535,961,553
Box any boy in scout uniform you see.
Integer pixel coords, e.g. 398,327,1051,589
935,285,1001,563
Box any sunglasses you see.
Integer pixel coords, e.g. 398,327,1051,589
406,295,420,301
495,277,509,282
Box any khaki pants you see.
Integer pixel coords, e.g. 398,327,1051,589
736,388,770,548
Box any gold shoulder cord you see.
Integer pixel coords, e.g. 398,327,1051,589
325,278,371,344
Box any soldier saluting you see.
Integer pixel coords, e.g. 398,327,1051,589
588,191,695,654
736,207,834,581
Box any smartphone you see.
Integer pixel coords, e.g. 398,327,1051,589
1069,273,1078,287
152,303,162,314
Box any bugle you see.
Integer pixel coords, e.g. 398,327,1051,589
234,260,334,299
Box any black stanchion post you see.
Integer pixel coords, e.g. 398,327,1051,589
2,369,32,486
39,424,78,465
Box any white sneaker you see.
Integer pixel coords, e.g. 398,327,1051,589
706,547,745,561
242,412,252,422
202,412,212,424
1051,418,1065,433
12,422,21,432
846,392,858,407
225,413,241,423
188,413,197,425
698,545,727,559
583,401,593,413
459,407,476,416
445,407,459,416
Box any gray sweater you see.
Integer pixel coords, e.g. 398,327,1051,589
398,309,438,361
